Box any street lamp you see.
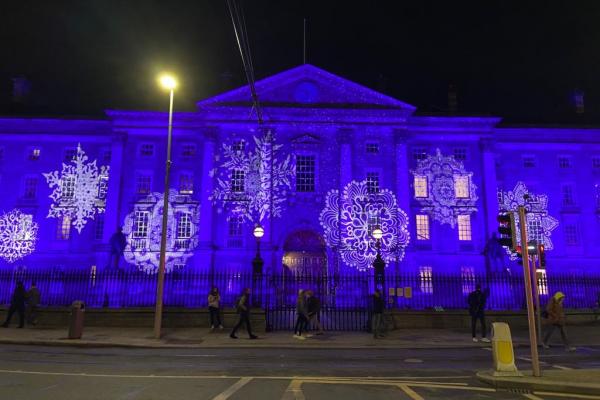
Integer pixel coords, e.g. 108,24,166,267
154,73,177,339
372,227,385,294
252,225,265,307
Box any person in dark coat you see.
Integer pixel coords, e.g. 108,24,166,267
25,281,41,325
107,227,127,269
372,289,385,338
2,281,26,328
305,290,324,336
230,288,258,339
468,284,490,342
293,289,307,339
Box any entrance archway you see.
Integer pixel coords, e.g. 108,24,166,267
282,230,327,276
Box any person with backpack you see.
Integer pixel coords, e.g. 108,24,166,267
542,291,576,351
468,284,490,342
230,288,258,339
293,289,308,339
207,286,223,331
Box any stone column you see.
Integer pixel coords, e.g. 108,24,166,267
394,129,411,212
103,132,126,242
198,128,217,246
337,128,353,187
480,138,499,274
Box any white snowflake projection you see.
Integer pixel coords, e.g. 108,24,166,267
122,190,200,274
411,149,478,227
498,181,559,259
43,144,109,233
210,130,295,223
320,180,410,271
0,209,38,263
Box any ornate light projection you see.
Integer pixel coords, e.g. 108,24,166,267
411,149,478,227
0,209,38,263
320,180,410,271
210,130,295,223
122,190,200,274
498,181,559,259
43,144,109,233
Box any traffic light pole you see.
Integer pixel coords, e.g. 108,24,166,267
531,253,542,345
518,206,541,377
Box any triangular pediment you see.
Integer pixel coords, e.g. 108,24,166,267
198,64,415,111
290,133,322,144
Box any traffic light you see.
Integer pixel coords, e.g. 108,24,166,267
497,212,517,250
515,245,523,265
539,244,546,267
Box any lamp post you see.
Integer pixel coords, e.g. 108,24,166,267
252,225,265,307
154,73,177,340
372,227,385,294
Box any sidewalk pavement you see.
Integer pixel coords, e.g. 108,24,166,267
0,324,598,349
477,369,600,396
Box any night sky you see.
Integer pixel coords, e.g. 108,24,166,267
2,1,600,124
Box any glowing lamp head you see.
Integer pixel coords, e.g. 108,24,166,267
253,225,265,239
372,228,383,240
158,74,177,90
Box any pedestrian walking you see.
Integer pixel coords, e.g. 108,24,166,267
230,288,258,339
25,281,41,326
208,286,223,331
2,281,26,328
468,284,490,342
293,289,307,339
542,292,576,351
372,289,385,338
305,290,324,335
107,227,127,270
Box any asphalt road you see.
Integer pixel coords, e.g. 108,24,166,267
0,344,599,399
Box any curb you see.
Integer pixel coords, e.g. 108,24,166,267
476,371,600,396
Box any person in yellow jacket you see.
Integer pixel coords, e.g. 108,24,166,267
542,292,576,351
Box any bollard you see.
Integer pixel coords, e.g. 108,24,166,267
491,322,522,376
68,300,85,339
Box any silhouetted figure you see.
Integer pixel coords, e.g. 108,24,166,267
230,288,257,339
2,281,26,328
208,287,223,330
468,284,490,342
107,227,127,270
372,289,385,339
25,281,40,325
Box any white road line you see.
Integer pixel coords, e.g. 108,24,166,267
481,347,492,351
174,354,217,357
281,380,305,400
211,377,252,400
522,394,544,400
518,356,550,366
398,384,425,400
550,364,573,370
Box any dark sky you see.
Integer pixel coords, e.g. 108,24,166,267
2,1,600,124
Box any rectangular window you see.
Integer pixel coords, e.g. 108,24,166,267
133,211,149,238
564,224,580,246
64,148,77,162
561,184,576,206
413,148,428,162
23,177,38,199
227,216,244,248
527,217,543,243
453,148,467,161
454,175,470,199
523,156,536,168
179,173,194,195
232,140,245,152
416,214,430,240
461,266,476,295
296,155,316,192
419,266,433,294
558,156,572,169
56,215,71,240
231,169,245,193
181,144,196,158
136,174,152,195
366,172,379,194
97,175,109,199
366,143,379,154
176,213,193,239
457,214,472,241
414,175,428,198
61,175,76,200
537,269,548,296
94,214,104,241
139,144,155,157
28,148,41,161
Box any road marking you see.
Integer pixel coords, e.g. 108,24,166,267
403,358,423,363
550,364,573,370
174,354,217,357
523,394,544,400
518,356,550,366
535,391,600,399
212,377,252,400
398,384,424,400
481,347,492,351
281,379,305,400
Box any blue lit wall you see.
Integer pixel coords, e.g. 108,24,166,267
0,64,599,307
